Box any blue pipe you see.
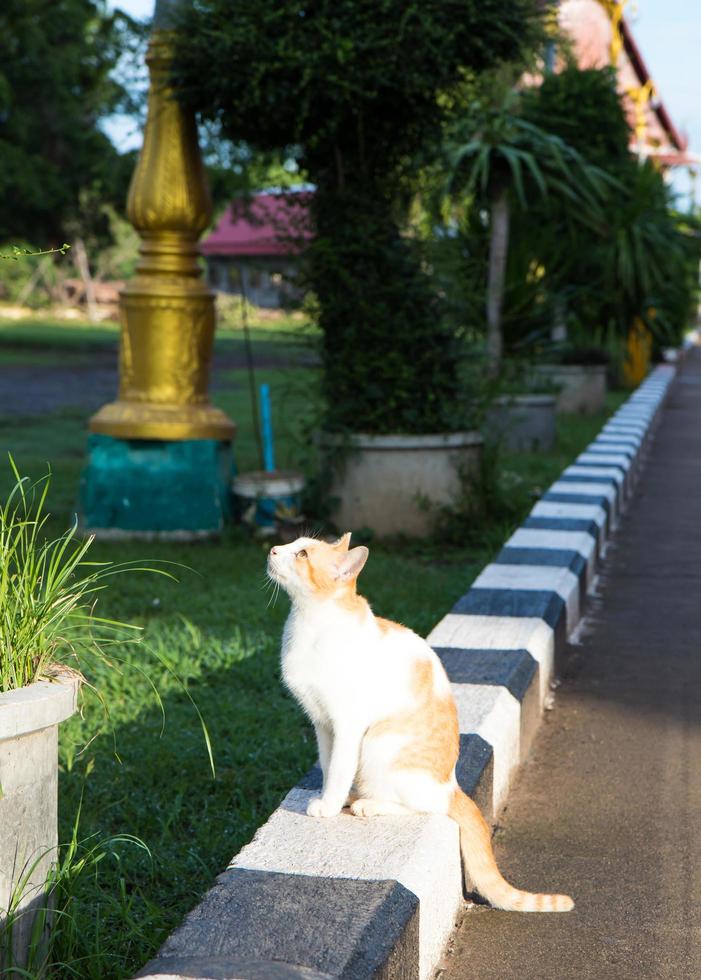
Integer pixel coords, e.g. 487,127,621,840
260,383,276,473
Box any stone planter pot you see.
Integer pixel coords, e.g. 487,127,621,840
0,677,79,972
485,394,556,452
322,431,483,538
231,470,306,534
533,364,607,414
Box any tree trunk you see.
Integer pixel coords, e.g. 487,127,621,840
16,256,51,308
73,237,99,322
486,186,510,378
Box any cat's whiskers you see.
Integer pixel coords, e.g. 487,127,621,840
261,571,281,608
266,579,281,609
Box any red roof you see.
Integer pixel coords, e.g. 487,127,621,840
201,189,314,257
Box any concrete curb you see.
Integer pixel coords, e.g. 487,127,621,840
135,365,677,980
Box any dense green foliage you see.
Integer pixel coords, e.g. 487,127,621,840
521,66,631,171
173,0,541,432
518,66,699,351
0,0,141,245
443,84,609,370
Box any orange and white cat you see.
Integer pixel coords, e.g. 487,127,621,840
267,532,573,912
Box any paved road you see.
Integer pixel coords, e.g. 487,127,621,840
0,342,315,417
441,348,701,980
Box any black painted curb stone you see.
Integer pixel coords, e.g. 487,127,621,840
136,364,678,980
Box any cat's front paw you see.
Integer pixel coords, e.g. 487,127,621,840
306,796,342,818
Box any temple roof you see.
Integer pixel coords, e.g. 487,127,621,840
201,187,314,257
558,0,697,168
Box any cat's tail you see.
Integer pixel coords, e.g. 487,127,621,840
448,788,574,912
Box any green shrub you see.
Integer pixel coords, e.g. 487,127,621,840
518,66,700,349
520,65,631,170
172,0,543,433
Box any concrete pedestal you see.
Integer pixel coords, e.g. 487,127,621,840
80,435,234,537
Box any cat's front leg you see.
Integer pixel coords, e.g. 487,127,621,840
307,725,362,818
313,721,332,785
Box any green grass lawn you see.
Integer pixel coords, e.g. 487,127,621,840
0,306,316,357
0,316,628,977
0,316,119,348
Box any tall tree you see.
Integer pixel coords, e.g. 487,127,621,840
173,0,542,434
447,87,608,375
0,0,140,244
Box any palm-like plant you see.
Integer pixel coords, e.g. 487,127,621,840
448,90,610,376
517,64,699,352
564,160,699,347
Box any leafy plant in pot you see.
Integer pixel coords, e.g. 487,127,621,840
0,464,166,972
171,0,544,536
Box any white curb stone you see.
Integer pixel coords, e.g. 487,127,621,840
428,614,555,702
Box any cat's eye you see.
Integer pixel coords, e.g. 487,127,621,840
296,549,308,560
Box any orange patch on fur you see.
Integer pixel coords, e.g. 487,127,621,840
394,693,459,782
377,617,409,635
336,590,369,615
409,658,433,698
366,657,459,783
296,541,369,616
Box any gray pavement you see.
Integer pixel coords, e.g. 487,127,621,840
441,347,701,980
0,342,315,416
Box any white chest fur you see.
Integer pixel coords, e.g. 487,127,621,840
280,602,419,730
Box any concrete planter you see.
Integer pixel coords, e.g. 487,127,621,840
485,394,556,451
0,677,79,972
533,364,607,414
231,470,306,534
323,431,483,538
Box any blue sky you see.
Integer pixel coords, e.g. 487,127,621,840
632,0,700,202
105,0,700,202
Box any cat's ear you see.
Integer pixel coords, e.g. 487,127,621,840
334,546,368,582
332,532,351,551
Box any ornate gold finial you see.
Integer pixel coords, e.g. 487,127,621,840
89,13,235,441
627,78,656,146
596,0,628,66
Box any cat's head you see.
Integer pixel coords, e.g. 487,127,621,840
267,532,369,602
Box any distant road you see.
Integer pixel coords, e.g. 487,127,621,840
0,338,315,417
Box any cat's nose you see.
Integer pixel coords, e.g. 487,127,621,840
270,546,279,556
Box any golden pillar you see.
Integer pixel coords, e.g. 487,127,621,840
81,0,235,535
89,3,234,442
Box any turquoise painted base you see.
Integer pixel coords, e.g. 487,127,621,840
80,435,234,536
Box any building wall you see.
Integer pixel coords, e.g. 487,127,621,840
206,256,302,309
